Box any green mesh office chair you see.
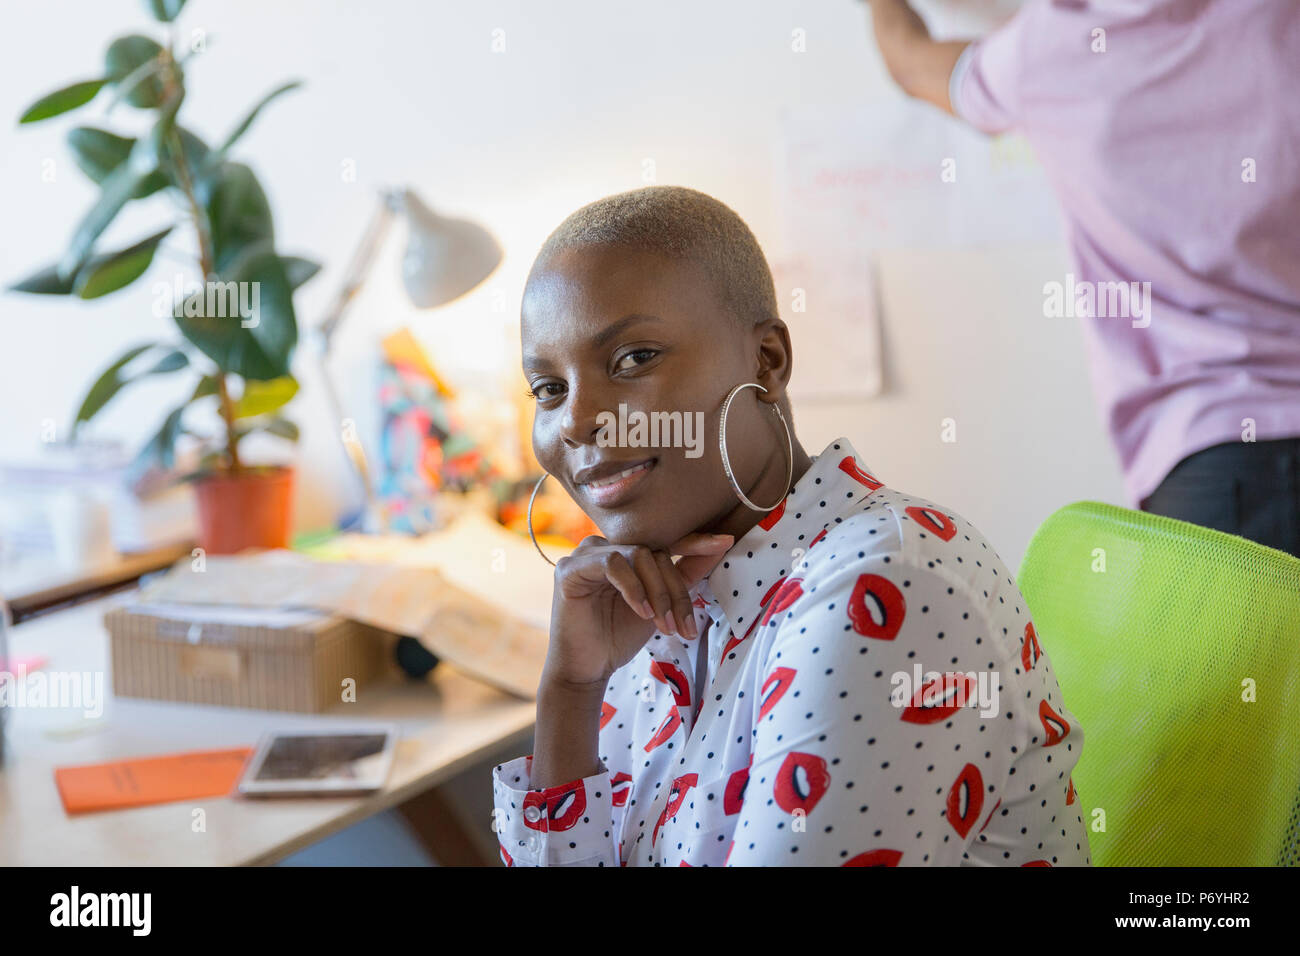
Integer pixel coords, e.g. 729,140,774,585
1017,501,1300,866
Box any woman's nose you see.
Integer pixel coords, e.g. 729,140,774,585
558,384,606,448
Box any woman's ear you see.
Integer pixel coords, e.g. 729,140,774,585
752,317,794,404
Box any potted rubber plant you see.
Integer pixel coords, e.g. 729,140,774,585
9,0,320,554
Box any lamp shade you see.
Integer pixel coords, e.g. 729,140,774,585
397,189,503,309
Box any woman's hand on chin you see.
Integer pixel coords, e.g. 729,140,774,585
542,532,735,689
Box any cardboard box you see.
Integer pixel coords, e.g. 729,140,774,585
105,602,394,713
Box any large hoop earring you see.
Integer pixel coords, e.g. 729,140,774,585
527,472,558,566
719,382,794,513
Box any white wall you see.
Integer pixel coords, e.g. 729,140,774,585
0,0,1123,573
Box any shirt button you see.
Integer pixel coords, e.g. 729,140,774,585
523,805,542,824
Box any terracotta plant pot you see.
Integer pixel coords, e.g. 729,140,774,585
193,466,294,555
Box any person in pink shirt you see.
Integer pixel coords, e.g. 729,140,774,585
862,0,1300,558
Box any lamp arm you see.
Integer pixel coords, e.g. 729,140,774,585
317,189,401,349
315,188,404,532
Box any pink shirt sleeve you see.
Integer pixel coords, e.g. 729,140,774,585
950,7,1034,134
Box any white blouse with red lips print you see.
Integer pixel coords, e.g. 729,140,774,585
491,438,1092,867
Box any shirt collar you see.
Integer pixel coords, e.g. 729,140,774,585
696,437,884,640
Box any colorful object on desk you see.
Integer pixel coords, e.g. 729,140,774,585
377,328,504,533
54,747,254,815
374,327,598,552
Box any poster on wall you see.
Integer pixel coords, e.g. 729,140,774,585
772,97,1062,400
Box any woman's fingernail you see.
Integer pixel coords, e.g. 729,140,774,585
665,611,677,635
642,601,655,620
686,615,699,639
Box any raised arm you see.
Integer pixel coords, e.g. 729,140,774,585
862,0,969,116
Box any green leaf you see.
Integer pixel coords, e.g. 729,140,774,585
235,375,298,418
73,344,187,429
282,255,321,291
168,125,209,179
11,226,172,297
203,81,302,172
172,247,297,379
73,226,173,299
197,162,274,274
9,263,76,295
236,415,299,442
67,127,133,182
58,146,154,280
133,403,187,472
68,125,203,198
191,374,219,399
262,416,299,441
74,344,154,427
58,94,182,280
19,80,106,124
105,35,166,108
144,0,188,22
146,350,189,374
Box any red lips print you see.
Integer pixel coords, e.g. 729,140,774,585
759,667,797,720
905,505,957,542
599,700,616,730
652,772,698,846
546,780,587,832
808,528,828,550
759,576,804,629
1066,777,1076,806
644,708,683,752
610,771,633,808
1021,621,1042,672
522,780,588,833
758,497,787,530
773,751,831,816
900,672,978,724
724,758,752,815
1039,699,1070,746
978,798,1002,836
499,843,514,867
946,763,984,839
725,578,786,654
650,661,691,709
522,791,548,832
838,456,883,490
842,849,903,867
847,573,906,640
728,572,785,655
722,631,747,657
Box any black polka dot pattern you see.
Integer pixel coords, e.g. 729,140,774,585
490,440,1092,868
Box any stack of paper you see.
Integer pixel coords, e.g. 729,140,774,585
134,512,561,699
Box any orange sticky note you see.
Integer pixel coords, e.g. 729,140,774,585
54,747,254,815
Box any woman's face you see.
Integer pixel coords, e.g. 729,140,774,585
521,243,784,549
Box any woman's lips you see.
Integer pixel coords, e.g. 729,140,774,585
578,458,657,507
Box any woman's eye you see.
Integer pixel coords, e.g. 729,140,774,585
529,382,565,401
613,349,658,372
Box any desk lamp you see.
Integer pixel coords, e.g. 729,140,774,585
315,188,503,531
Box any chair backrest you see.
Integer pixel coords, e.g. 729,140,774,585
1017,501,1300,866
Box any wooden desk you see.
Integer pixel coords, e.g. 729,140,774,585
0,597,537,866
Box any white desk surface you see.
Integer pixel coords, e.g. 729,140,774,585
0,596,538,866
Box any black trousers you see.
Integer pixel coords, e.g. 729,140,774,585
1140,437,1300,560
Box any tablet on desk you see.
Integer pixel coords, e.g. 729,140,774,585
237,726,398,798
